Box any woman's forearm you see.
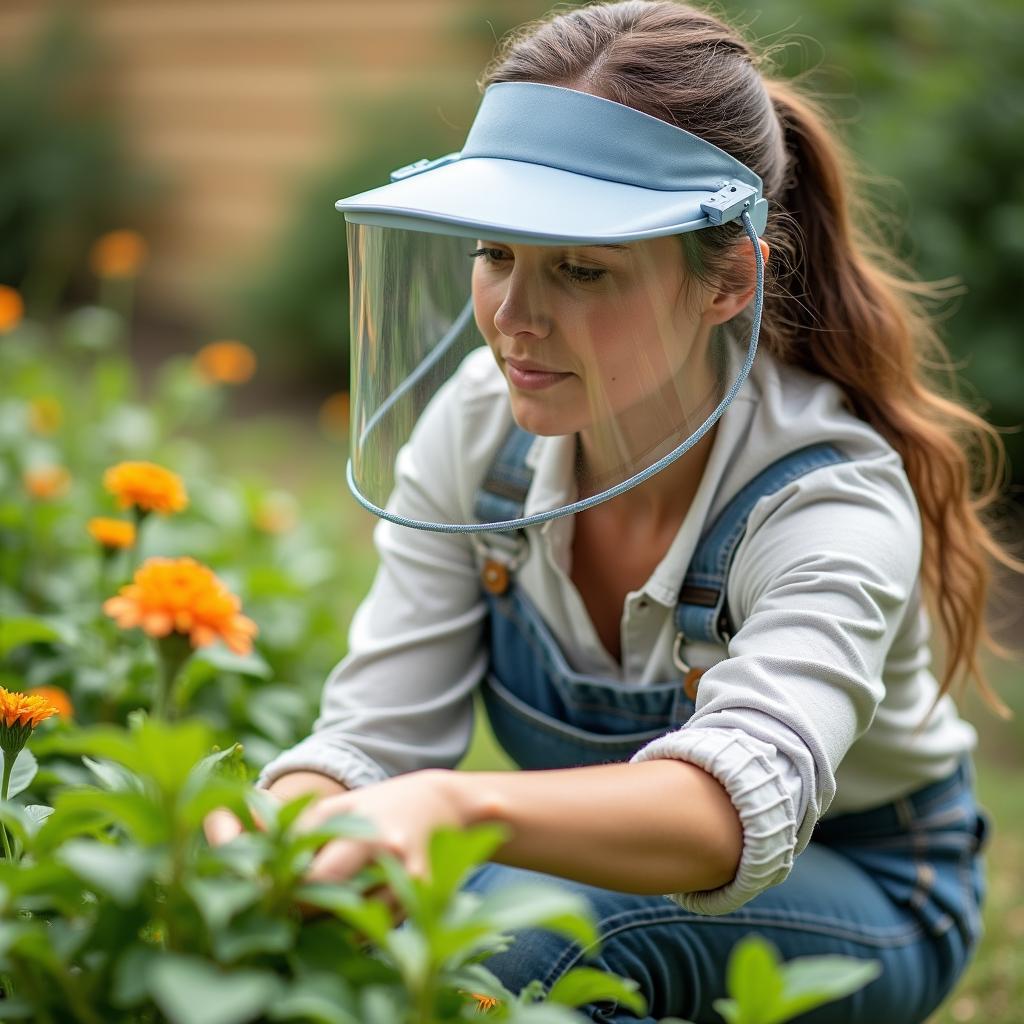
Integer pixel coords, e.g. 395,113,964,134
442,759,743,895
266,770,350,801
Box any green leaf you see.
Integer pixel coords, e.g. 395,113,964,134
185,742,246,791
190,644,273,679
295,884,394,946
185,876,263,932
57,839,155,905
1,748,38,798
772,955,882,1022
48,788,168,845
266,972,361,1024
0,616,63,656
711,998,742,1024
23,804,54,831
147,954,282,1024
470,883,599,950
30,796,114,855
213,913,296,963
546,966,647,1016
504,1003,588,1024
81,754,142,792
43,720,216,798
424,822,511,912
355,986,407,1024
727,935,784,1020
0,801,34,851
382,925,430,990
112,944,161,1008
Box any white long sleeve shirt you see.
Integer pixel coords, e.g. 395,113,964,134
256,315,977,915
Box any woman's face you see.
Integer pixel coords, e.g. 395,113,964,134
470,235,713,440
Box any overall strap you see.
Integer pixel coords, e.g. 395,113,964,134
473,423,536,525
472,423,535,589
675,442,850,649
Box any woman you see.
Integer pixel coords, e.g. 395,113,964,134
206,3,1017,1020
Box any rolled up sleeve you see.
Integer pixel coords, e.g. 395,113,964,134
631,452,922,913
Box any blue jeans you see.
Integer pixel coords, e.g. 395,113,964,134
460,761,990,1023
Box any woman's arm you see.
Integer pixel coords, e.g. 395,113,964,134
445,759,743,894
288,759,742,900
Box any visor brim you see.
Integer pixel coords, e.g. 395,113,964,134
336,157,718,245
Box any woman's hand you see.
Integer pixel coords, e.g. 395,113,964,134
293,769,469,889
203,770,349,847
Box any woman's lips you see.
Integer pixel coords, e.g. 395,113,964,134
504,358,571,391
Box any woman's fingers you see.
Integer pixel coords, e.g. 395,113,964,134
203,806,244,846
305,836,374,884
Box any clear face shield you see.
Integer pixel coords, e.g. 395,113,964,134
340,83,769,534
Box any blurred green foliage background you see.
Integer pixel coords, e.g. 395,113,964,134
2,0,1022,484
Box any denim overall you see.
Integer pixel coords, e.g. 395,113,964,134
461,426,991,1024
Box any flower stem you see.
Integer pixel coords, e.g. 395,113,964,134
1,753,15,861
152,634,193,721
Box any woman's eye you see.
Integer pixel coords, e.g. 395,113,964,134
467,248,607,284
467,247,510,265
560,263,606,283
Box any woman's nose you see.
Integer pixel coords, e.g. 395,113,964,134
493,272,551,339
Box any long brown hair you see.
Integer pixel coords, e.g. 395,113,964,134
481,0,1021,716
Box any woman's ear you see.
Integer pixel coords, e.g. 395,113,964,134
702,237,770,325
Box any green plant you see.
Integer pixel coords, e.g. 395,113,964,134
1,713,884,1024
1,714,648,1023
661,934,882,1024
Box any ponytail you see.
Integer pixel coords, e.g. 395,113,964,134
764,80,1019,717
483,0,1022,716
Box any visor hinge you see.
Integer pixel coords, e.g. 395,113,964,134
700,180,759,225
389,152,461,182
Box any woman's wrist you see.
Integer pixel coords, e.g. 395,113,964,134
265,770,350,802
437,769,513,832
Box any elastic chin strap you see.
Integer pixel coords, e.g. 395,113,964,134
346,209,765,535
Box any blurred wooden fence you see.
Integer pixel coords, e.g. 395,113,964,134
0,0,488,320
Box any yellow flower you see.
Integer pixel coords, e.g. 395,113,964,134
103,556,258,655
28,395,63,435
89,230,148,279
24,465,71,500
318,391,351,438
0,685,61,755
0,285,24,334
194,340,257,385
25,686,73,721
88,516,137,550
103,461,188,515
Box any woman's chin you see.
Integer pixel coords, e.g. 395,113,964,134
508,394,582,437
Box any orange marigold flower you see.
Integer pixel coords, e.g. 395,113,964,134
103,556,258,655
468,993,501,1014
28,395,63,435
103,461,188,515
0,284,24,334
89,230,148,279
88,516,137,550
194,340,257,385
0,686,61,755
318,391,351,438
24,465,71,500
25,686,73,721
